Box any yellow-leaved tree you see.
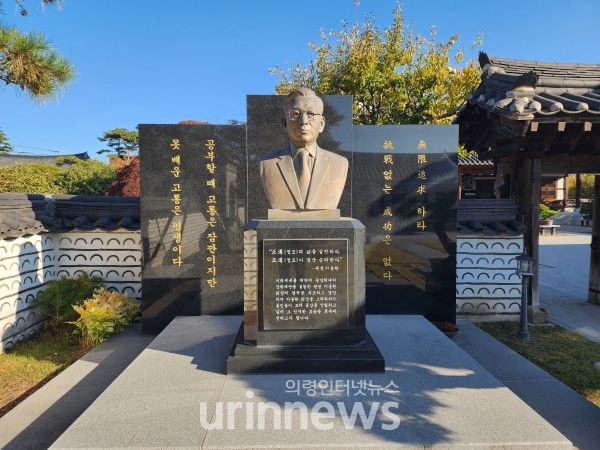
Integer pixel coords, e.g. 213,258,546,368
270,4,482,126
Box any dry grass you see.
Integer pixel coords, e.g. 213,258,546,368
478,321,600,407
0,326,87,418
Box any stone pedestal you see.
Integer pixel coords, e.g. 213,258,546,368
227,218,384,374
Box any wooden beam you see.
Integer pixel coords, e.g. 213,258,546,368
517,157,541,307
478,142,520,160
589,175,600,305
497,162,517,174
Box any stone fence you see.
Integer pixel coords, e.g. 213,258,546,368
1,194,526,352
0,194,140,352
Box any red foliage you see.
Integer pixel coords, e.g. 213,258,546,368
432,321,459,332
104,157,140,196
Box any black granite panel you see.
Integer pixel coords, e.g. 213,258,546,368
246,95,353,219
262,238,349,331
227,323,384,374
140,124,246,334
247,219,365,346
352,125,458,323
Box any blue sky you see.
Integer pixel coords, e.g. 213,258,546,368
2,0,599,158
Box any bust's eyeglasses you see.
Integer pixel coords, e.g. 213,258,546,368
287,110,321,122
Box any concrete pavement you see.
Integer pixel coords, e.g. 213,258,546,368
537,211,600,343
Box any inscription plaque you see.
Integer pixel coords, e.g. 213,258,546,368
262,239,348,331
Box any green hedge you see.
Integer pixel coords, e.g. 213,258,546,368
0,163,64,194
0,160,116,195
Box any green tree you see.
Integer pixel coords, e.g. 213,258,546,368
0,126,13,153
53,159,116,195
97,127,139,162
0,1,75,103
270,4,481,125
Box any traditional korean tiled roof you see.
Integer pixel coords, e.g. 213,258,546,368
0,194,140,239
0,152,90,167
457,199,526,236
458,155,493,166
460,52,600,120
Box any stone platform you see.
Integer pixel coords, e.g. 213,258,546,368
49,316,571,449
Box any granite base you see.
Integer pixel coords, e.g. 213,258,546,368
227,322,385,374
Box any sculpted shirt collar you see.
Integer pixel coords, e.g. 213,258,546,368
289,142,317,160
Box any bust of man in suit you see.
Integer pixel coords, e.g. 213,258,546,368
259,88,348,210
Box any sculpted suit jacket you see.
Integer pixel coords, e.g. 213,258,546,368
259,145,348,210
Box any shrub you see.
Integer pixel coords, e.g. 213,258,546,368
70,288,140,347
580,201,593,219
34,273,104,328
539,203,559,220
0,163,64,194
104,157,140,196
53,159,116,195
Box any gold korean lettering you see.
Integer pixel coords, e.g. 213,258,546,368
416,221,426,230
171,193,181,205
173,232,182,244
207,232,217,242
171,167,181,177
383,185,392,195
383,154,394,165
418,140,427,150
383,257,392,267
382,235,392,245
172,256,183,266
205,139,215,150
383,221,392,231
417,154,427,164
207,195,216,204
417,206,426,216
171,155,181,165
383,169,393,181
383,207,392,216
170,139,180,150
417,169,426,180
207,179,216,188
383,271,392,280
172,221,182,231
417,185,426,195
383,140,394,150
206,162,216,174
205,151,215,162
172,183,181,192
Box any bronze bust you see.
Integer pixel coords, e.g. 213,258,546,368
259,88,348,210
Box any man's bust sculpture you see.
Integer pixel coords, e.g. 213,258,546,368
259,88,348,210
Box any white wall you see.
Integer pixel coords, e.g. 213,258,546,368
0,231,141,353
456,235,524,321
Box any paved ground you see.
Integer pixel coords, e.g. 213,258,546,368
537,211,600,343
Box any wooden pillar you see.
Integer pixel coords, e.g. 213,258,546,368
576,174,582,209
517,157,541,306
589,175,600,305
457,167,462,200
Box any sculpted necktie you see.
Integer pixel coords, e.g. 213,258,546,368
297,149,311,207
